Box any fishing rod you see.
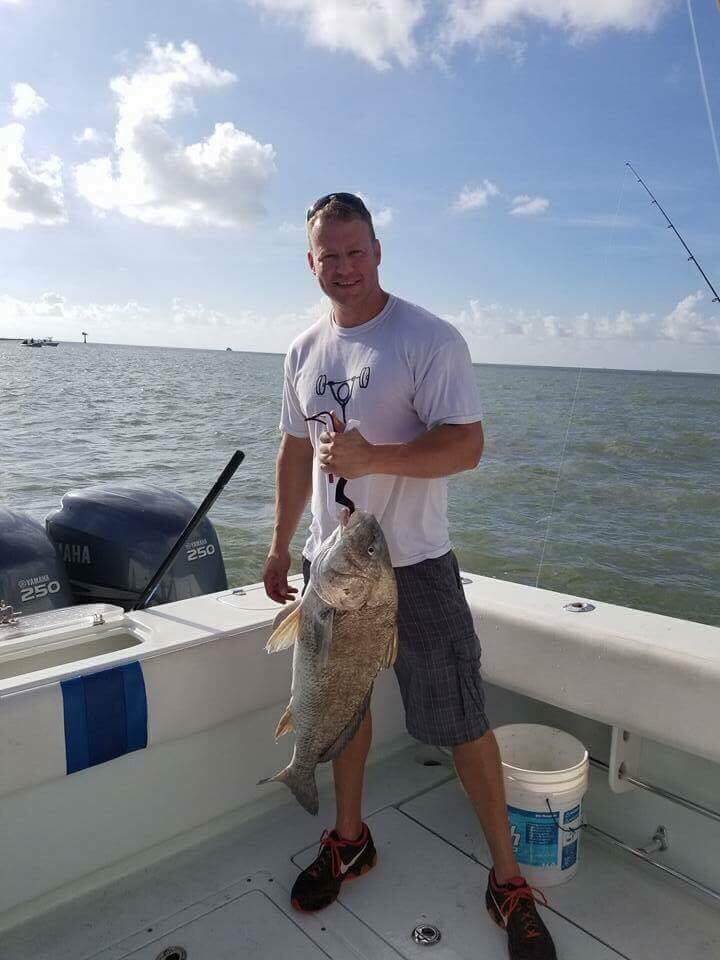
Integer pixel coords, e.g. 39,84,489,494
131,449,245,611
625,161,719,304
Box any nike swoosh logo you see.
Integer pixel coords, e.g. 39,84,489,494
339,841,368,875
489,887,507,926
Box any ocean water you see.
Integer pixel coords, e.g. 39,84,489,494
2,340,719,628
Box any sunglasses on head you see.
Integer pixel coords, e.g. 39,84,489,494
306,192,370,222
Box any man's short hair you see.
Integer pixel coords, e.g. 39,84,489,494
306,192,376,243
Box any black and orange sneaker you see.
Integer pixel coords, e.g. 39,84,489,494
291,823,377,912
486,869,557,960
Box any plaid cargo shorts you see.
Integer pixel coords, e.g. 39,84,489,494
301,549,490,747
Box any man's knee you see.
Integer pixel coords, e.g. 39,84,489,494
452,727,497,758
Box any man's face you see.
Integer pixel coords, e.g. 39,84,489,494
307,216,382,308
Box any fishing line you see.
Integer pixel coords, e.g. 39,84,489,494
534,166,630,590
686,0,720,183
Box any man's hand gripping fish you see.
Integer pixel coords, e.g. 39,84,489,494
259,509,398,814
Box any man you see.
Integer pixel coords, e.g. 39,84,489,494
263,192,557,960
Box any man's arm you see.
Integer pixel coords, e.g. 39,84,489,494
371,422,484,478
263,432,314,602
318,419,484,480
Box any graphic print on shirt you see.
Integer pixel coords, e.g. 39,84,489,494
314,365,371,425
304,366,372,515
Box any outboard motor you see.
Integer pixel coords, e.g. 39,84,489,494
0,509,73,614
46,485,228,610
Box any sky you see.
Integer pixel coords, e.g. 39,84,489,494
1,0,719,372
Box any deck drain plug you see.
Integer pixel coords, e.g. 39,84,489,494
155,948,187,960
412,924,442,946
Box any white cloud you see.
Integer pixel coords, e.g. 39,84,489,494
373,205,393,228
172,297,232,328
11,82,47,120
244,0,669,72
443,292,718,344
353,191,394,228
0,122,66,229
452,180,500,212
4,289,717,356
592,308,654,340
277,220,307,239
441,0,673,49
510,194,549,216
0,292,150,335
0,289,330,350
248,0,424,70
73,127,103,144
661,291,720,344
171,296,330,344
74,40,277,228
35,292,65,315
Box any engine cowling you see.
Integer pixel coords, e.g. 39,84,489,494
45,485,228,610
0,509,73,615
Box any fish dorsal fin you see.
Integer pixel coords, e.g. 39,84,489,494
381,626,398,669
313,604,334,669
266,600,302,653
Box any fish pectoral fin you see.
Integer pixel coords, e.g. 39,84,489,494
266,601,302,653
272,598,300,630
381,626,398,669
313,605,334,669
274,704,294,739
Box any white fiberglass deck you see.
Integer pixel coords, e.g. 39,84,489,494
3,743,718,960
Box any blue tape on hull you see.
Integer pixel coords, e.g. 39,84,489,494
61,661,148,774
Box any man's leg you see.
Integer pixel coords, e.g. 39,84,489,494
454,729,558,958
333,708,372,839
452,728,519,883
290,709,375,912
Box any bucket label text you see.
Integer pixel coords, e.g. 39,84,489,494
507,806,559,868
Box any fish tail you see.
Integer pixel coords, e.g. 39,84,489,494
257,763,319,816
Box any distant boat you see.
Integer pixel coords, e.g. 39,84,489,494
41,337,59,347
225,347,232,351
21,338,43,348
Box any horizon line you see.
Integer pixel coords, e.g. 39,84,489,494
3,337,719,377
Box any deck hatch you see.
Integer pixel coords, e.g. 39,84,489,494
120,890,329,959
292,807,625,958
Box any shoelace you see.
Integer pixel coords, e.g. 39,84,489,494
308,828,365,879
496,882,549,940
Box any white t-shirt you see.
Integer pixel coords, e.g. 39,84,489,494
280,294,483,567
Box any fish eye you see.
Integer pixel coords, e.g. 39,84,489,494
367,546,375,556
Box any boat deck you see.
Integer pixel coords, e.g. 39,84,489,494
3,742,719,960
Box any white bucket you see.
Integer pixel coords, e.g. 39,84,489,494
495,724,589,888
